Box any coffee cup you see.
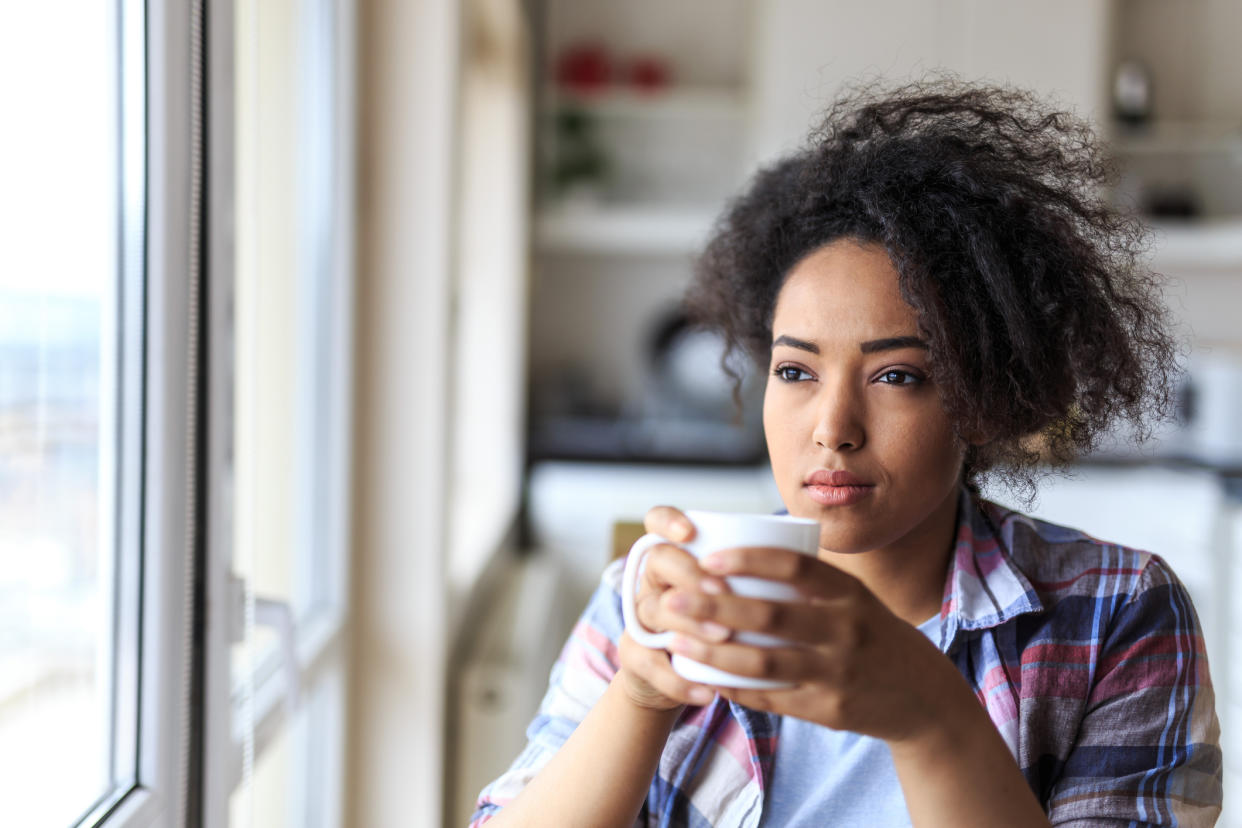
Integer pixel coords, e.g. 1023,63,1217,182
620,510,820,689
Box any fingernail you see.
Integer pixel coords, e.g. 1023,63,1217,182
699,621,730,641
699,578,723,595
688,687,714,705
668,592,689,612
701,552,727,572
671,518,694,541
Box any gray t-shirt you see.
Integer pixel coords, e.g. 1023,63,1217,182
759,614,940,827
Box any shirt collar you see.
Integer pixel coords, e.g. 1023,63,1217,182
937,487,1043,648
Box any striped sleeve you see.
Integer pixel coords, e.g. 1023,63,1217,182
469,560,629,826
1046,554,1222,827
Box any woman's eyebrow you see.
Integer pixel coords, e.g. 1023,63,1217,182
771,334,819,354
859,336,928,354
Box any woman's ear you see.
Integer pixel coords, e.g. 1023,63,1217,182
956,424,992,449
965,429,992,448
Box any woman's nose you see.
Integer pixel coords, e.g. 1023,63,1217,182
812,384,865,451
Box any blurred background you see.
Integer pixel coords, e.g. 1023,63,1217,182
2,1,1241,826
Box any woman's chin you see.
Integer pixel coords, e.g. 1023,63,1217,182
813,524,884,557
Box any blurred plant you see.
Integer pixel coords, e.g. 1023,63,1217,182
549,104,610,200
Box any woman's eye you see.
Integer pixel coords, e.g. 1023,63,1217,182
773,365,810,383
877,369,922,386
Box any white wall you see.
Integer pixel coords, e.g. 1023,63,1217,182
750,0,1110,161
544,0,751,87
447,0,533,610
1114,0,1242,122
348,0,458,825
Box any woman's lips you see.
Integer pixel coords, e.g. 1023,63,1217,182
803,469,874,506
804,484,874,506
805,469,868,486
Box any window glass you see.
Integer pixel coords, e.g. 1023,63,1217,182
233,0,342,646
0,2,129,825
228,1,350,823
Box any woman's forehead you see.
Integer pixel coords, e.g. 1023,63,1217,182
773,240,921,341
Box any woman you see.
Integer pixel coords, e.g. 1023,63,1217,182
471,81,1222,826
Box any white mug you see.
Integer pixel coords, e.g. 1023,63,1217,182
620,510,820,689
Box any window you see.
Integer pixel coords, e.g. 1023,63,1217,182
204,1,354,825
0,1,353,825
0,2,146,824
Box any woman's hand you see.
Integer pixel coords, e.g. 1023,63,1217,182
615,507,732,712
660,544,974,746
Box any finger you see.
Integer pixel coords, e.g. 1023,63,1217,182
639,542,707,590
715,684,815,717
632,541,695,635
638,589,734,642
700,545,860,600
639,580,734,644
664,590,853,646
641,543,730,597
620,634,718,707
644,587,735,643
635,544,729,638
643,505,695,543
668,635,823,683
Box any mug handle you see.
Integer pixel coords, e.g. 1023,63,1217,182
620,533,677,649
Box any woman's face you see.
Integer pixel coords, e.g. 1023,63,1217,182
763,239,965,556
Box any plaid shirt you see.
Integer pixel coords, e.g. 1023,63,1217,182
471,489,1223,826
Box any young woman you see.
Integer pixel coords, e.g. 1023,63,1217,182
470,82,1222,827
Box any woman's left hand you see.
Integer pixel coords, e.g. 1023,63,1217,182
666,544,975,746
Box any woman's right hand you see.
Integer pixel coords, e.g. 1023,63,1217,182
617,506,732,711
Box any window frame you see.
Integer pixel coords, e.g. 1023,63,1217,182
89,0,204,825
199,0,355,825
64,1,353,824
98,0,149,813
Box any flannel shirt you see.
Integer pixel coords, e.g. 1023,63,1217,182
471,489,1223,826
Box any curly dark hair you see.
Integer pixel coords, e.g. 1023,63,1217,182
686,79,1179,494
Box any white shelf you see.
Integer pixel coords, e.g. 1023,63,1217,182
535,203,719,255
544,85,746,120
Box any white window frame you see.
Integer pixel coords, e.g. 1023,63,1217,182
88,0,202,825
199,1,354,825
76,0,353,823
